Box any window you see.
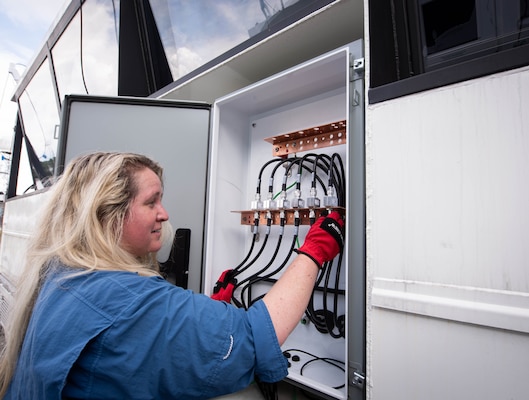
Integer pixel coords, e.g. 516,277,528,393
369,0,529,103
17,59,60,193
52,0,119,101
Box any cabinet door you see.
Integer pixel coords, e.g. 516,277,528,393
57,95,211,292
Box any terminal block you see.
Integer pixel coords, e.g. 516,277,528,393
264,120,346,156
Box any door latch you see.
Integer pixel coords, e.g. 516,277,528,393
351,370,365,390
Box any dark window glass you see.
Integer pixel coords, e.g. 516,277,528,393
17,59,60,194
369,0,529,103
421,0,477,55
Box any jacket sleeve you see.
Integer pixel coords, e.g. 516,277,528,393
84,276,288,399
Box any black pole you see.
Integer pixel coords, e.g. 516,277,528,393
118,0,173,97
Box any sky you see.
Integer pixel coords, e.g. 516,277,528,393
0,0,68,152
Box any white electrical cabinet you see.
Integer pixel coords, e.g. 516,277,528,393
203,40,365,399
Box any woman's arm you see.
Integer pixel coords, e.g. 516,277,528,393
263,212,344,345
262,253,319,345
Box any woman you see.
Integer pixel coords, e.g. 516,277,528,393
0,152,343,399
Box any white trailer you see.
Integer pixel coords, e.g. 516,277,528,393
1,0,528,398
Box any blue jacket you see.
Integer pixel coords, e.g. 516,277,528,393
6,264,288,399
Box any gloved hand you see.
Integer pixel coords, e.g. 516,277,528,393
211,269,237,302
294,211,344,268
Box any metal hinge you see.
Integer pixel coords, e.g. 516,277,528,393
352,57,365,73
350,56,365,80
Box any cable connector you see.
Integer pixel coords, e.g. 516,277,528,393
278,174,291,209
263,192,277,210
306,187,320,208
291,188,304,208
279,210,286,235
277,191,290,209
293,210,300,236
309,208,316,226
251,211,260,235
251,193,263,210
265,211,272,235
323,185,338,208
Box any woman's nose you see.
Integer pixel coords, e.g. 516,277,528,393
158,205,169,221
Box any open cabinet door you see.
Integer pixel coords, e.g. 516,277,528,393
56,95,211,293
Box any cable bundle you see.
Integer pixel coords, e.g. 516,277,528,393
213,153,346,338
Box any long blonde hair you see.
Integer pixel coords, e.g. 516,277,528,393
0,152,171,396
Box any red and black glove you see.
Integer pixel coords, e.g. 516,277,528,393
211,269,237,302
294,211,344,268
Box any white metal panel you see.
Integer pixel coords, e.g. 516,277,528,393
371,308,529,400
366,66,529,399
368,67,529,292
0,191,51,284
0,191,52,328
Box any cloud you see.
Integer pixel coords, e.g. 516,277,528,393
0,0,68,30
0,0,67,151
